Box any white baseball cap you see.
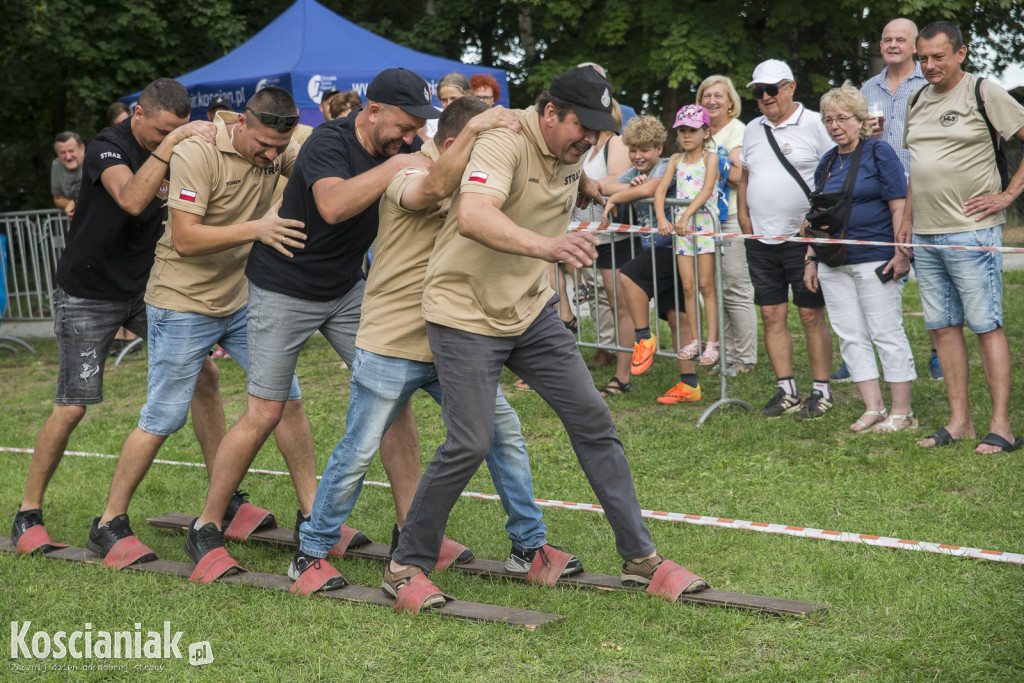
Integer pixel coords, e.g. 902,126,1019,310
746,59,795,88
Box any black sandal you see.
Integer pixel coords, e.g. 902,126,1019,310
599,377,631,396
563,316,579,334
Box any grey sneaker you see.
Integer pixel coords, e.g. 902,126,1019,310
505,544,583,576
794,390,834,421
761,388,802,418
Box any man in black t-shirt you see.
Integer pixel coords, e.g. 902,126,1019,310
184,69,439,574
11,79,223,557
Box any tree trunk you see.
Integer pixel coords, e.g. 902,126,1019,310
519,6,537,66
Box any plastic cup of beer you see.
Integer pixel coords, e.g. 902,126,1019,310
868,103,884,134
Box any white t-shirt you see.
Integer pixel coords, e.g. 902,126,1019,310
740,104,833,242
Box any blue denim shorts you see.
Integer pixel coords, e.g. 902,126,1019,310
913,226,1003,334
53,287,147,405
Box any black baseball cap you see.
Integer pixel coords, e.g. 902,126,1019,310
208,96,232,111
321,88,340,102
365,68,440,119
549,67,617,132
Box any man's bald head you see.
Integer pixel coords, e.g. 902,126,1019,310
880,18,918,69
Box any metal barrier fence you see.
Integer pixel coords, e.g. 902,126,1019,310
1,209,70,321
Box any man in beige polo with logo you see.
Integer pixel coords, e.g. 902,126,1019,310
288,96,586,593
86,87,319,563
385,67,709,611
897,21,1024,454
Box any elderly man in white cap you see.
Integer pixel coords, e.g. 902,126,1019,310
737,59,834,420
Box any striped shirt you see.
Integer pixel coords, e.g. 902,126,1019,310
860,64,927,177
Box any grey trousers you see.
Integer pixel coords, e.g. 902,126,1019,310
720,218,758,366
393,301,656,573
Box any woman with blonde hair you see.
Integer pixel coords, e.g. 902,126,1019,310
802,82,917,433
695,74,758,374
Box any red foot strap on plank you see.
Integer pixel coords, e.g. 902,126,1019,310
15,526,68,556
189,547,244,584
525,545,574,587
224,503,276,542
328,524,365,558
101,536,156,569
434,537,472,571
393,574,449,614
290,560,347,595
646,560,708,602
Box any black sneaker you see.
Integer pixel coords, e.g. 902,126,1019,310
222,490,252,524
183,518,226,564
12,508,43,544
761,388,803,418
86,514,156,562
287,550,346,591
794,390,834,421
11,509,45,545
505,544,584,576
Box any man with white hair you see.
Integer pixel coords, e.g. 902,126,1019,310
737,59,834,420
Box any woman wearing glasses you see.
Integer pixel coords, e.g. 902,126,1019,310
802,82,917,434
469,73,500,106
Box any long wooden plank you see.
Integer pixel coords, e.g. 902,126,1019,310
0,538,561,630
148,512,827,617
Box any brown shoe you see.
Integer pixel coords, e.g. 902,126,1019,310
620,552,708,593
383,562,446,612
587,349,616,369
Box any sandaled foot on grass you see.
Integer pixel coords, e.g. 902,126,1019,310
599,376,631,397
850,409,887,433
975,432,1024,454
677,339,700,361
872,413,918,434
918,426,973,449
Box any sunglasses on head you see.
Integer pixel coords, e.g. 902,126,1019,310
245,108,299,132
752,81,790,100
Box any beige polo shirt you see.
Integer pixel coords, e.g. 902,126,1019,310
422,107,582,337
357,140,443,362
147,112,297,316
905,73,1024,234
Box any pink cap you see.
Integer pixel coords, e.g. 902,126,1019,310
673,104,710,129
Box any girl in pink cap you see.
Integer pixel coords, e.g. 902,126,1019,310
653,104,721,365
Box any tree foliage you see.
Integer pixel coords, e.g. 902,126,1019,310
3,0,1021,210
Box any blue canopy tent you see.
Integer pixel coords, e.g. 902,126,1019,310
123,0,509,126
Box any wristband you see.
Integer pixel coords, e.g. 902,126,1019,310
151,152,169,165
804,255,818,264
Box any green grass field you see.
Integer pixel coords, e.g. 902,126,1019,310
2,276,1023,681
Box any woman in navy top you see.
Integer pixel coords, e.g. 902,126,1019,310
803,82,918,434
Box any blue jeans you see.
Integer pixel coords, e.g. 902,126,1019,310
299,348,546,558
139,305,300,435
914,226,1003,334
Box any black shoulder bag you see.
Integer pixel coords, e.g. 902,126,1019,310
803,141,864,267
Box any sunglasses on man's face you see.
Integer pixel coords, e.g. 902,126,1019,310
245,108,299,132
752,82,790,100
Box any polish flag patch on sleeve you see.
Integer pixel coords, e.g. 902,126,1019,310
179,189,197,202
468,171,488,184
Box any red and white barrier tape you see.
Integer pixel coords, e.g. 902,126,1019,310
569,221,1024,254
4,446,1020,565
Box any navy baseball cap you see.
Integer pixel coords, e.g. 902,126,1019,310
549,67,617,132
366,68,440,119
